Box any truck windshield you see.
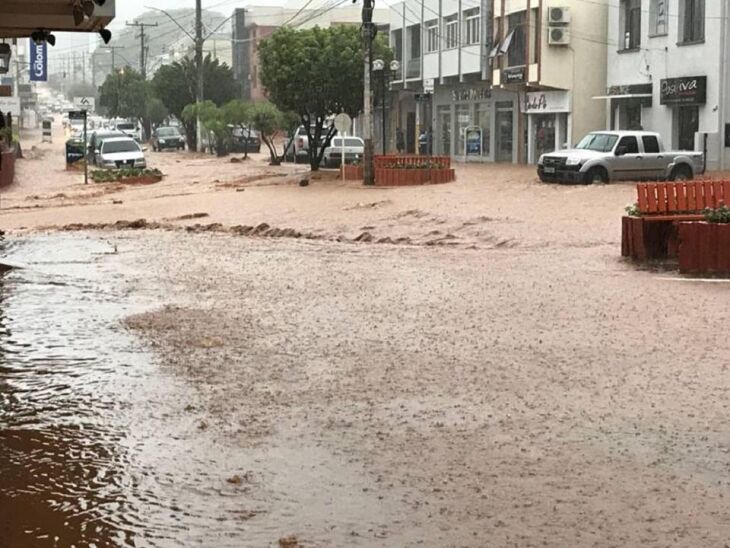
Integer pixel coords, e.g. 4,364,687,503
576,133,619,152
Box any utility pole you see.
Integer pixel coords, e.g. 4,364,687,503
126,21,158,79
362,0,375,185
101,45,122,72
195,0,204,152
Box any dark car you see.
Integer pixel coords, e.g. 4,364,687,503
230,126,261,153
86,129,125,164
151,126,186,151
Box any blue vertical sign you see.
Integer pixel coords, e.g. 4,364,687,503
30,40,47,82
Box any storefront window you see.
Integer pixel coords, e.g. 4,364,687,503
495,101,514,162
475,103,491,157
677,105,699,150
534,114,556,159
437,105,451,155
455,104,470,156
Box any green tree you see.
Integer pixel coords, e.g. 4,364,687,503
222,99,252,158
259,25,392,171
146,97,169,129
152,54,238,151
98,67,148,120
183,100,230,156
249,101,288,165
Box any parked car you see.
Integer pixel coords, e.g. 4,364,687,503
86,130,124,164
151,126,186,151
537,131,705,184
322,136,364,167
95,136,147,169
229,126,261,153
285,125,334,163
113,120,144,142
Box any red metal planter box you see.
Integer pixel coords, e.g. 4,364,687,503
341,164,363,181
678,222,730,276
374,167,455,186
0,146,16,188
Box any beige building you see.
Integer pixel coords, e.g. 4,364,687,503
389,0,608,163
491,0,608,163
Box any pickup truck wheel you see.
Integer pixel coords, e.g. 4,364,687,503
585,167,608,185
670,165,693,181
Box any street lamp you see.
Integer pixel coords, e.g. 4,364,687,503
372,58,400,155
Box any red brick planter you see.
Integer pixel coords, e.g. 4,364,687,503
341,164,363,181
678,222,730,276
0,146,16,188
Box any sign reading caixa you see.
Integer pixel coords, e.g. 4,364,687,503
660,76,706,105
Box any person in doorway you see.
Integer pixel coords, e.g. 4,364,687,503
418,129,427,155
396,127,405,154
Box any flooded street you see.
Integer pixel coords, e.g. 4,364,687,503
0,234,263,547
2,228,730,547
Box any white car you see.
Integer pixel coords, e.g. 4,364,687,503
322,136,365,167
114,120,144,142
95,137,147,169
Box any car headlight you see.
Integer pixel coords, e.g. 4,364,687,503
159,139,166,144
566,156,583,166
103,161,116,168
134,159,146,167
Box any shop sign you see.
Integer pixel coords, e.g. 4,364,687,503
0,96,21,117
502,66,526,84
424,78,435,93
660,76,706,105
451,87,491,102
465,126,482,156
524,91,571,114
606,83,652,96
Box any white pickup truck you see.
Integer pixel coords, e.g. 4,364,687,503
537,131,705,184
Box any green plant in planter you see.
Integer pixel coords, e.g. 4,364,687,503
704,204,730,223
91,168,163,183
625,203,641,217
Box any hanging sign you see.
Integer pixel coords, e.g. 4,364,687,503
30,40,47,82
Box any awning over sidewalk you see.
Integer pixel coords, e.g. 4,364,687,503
592,94,653,100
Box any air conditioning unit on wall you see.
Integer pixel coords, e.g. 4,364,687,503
548,7,571,25
548,26,570,46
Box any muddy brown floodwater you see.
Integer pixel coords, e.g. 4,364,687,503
1,229,730,547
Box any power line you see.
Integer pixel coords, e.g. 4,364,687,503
126,21,159,79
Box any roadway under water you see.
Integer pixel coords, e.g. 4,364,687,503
0,234,258,547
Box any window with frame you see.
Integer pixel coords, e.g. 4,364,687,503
642,135,660,153
444,15,458,49
463,8,480,46
680,0,705,43
620,0,641,50
409,25,421,58
506,10,526,67
649,0,668,36
617,135,640,154
426,20,439,52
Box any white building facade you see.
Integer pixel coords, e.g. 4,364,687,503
389,0,608,163
605,0,730,169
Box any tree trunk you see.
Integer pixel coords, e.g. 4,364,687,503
263,136,280,165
